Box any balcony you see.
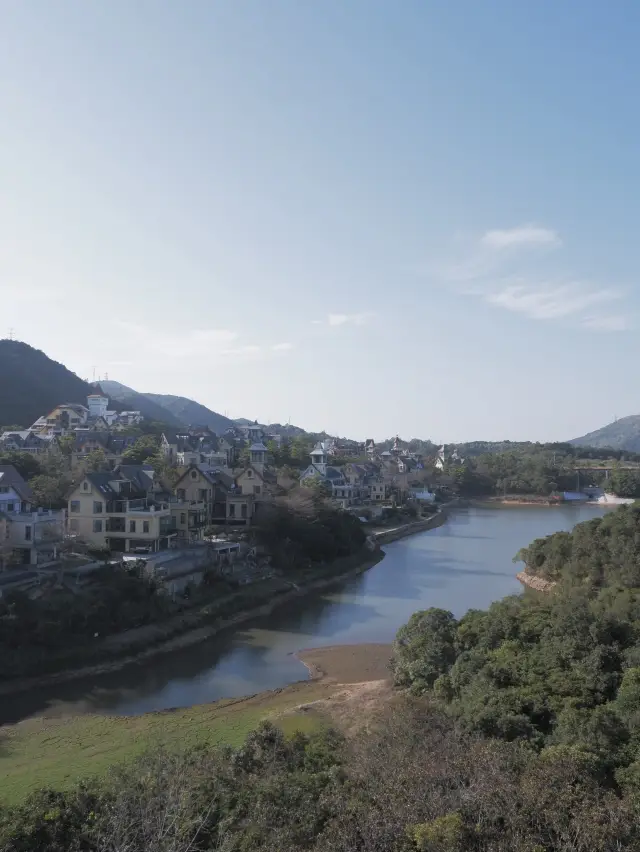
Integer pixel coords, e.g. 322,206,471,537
105,499,171,515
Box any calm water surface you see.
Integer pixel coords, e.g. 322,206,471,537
2,504,610,723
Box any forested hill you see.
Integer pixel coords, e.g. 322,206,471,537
388,500,640,846
97,381,184,426
143,392,234,433
0,340,94,427
516,501,640,586
570,414,640,452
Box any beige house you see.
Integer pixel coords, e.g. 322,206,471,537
170,499,207,544
173,465,233,526
67,465,176,554
226,445,278,524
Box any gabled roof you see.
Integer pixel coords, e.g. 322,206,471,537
74,431,110,449
0,466,34,502
325,466,345,480
117,465,155,492
82,472,120,497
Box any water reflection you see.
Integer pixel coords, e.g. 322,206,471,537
1,504,610,723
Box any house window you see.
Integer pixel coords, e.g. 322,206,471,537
93,520,103,533
129,520,136,533
246,469,252,478
0,487,8,494
24,525,32,541
241,504,247,519
180,513,186,524
83,481,89,490
177,489,186,501
191,470,198,479
228,504,236,518
93,501,103,514
69,519,79,532
70,501,80,513
143,521,150,533
6,503,14,512
254,485,261,495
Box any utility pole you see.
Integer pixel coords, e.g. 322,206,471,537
7,328,14,341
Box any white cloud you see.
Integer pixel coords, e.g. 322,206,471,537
485,283,619,321
480,225,561,250
271,342,294,351
314,312,375,327
430,224,629,333
220,344,262,357
113,323,288,360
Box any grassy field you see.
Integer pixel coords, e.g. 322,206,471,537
0,680,334,807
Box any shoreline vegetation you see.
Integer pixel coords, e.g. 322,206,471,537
0,513,446,697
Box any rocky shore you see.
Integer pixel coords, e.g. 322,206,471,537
516,571,556,592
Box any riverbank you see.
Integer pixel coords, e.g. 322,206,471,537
0,642,396,805
371,510,447,544
474,496,561,506
1,514,447,697
0,548,384,696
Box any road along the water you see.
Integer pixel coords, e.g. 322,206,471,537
1,503,610,723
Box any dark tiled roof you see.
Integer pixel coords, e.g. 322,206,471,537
74,432,110,449
0,465,34,502
84,472,119,496
117,465,154,492
325,467,345,480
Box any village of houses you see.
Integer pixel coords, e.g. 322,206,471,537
0,390,450,598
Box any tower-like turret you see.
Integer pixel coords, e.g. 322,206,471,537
249,442,268,474
310,442,328,475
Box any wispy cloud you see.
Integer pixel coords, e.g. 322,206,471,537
480,225,561,250
313,313,375,327
431,225,629,333
114,323,292,361
485,283,620,321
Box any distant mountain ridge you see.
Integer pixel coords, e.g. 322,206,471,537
144,393,235,433
0,340,96,427
97,381,185,426
0,340,316,438
570,415,640,453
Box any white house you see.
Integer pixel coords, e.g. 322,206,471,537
0,466,65,567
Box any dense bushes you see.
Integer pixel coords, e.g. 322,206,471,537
252,494,366,572
516,502,640,585
3,708,640,851
0,568,174,678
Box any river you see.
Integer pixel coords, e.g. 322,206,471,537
2,503,610,724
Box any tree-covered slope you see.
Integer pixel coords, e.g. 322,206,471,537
98,381,184,426
391,503,640,792
0,340,94,427
143,393,235,432
571,415,640,452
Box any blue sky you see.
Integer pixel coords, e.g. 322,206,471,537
1,1,638,442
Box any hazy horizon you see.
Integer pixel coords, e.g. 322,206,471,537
2,2,639,442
